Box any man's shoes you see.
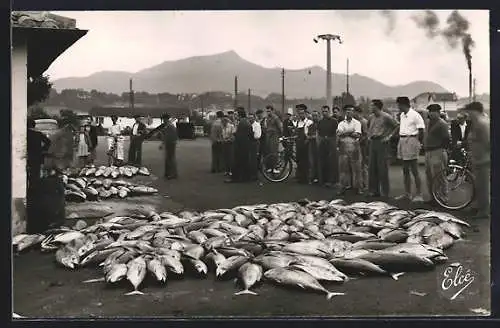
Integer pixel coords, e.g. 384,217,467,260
324,182,332,188
412,195,424,203
394,194,410,201
367,192,380,197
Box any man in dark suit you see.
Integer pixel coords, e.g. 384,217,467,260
128,115,147,165
87,117,99,165
159,113,178,179
450,112,471,164
27,118,51,188
225,107,253,183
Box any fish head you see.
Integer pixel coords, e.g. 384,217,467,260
195,261,208,275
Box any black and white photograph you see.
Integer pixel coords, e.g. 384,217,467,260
11,9,491,318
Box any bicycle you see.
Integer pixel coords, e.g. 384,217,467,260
431,147,475,210
260,136,297,182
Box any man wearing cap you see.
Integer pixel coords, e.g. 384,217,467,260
226,107,253,183
317,105,339,187
128,115,147,166
294,104,313,183
367,99,399,197
264,105,283,172
424,104,451,204
395,96,426,202
337,105,363,195
464,102,490,219
450,111,471,165
159,113,178,179
210,111,224,173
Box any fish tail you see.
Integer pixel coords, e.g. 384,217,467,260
234,289,258,296
391,272,405,281
82,277,106,283
125,290,145,296
326,291,346,300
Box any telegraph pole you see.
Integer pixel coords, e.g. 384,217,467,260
129,78,135,111
313,34,342,107
248,89,251,110
234,76,238,109
281,68,285,114
346,58,350,94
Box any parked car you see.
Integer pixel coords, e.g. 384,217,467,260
34,118,59,139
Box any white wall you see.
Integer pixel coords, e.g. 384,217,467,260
99,116,163,130
11,37,28,235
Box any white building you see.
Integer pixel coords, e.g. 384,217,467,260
11,11,87,234
412,92,459,116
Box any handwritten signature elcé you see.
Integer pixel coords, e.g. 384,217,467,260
441,263,475,300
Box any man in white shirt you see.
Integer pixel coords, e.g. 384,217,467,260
248,113,261,180
337,105,363,195
395,96,426,202
294,104,313,183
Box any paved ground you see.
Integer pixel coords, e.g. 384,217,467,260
13,137,491,318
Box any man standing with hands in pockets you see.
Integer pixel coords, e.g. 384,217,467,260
128,115,147,166
395,96,426,202
367,99,399,198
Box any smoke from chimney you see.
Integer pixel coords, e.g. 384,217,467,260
412,10,440,38
379,10,396,35
413,10,475,71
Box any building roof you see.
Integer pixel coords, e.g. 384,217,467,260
89,106,190,118
413,92,457,102
11,11,88,77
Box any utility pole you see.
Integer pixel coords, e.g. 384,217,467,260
234,76,238,109
129,78,135,112
248,89,251,110
313,34,342,107
346,58,350,94
200,94,204,119
281,68,285,114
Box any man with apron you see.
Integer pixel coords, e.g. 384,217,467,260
337,105,363,195
294,104,313,184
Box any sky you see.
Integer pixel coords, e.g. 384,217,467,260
47,10,491,97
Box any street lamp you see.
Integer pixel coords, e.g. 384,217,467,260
314,34,343,107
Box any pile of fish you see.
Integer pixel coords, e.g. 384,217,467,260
62,165,151,179
13,200,469,299
63,176,158,202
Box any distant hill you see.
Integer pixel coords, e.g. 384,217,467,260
52,50,449,99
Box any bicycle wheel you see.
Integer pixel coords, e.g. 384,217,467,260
260,152,293,182
432,167,475,210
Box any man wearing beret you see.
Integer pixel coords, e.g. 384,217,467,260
464,102,490,220
226,107,253,183
395,96,426,202
294,104,313,183
424,104,451,204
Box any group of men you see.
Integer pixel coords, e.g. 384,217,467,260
208,97,490,220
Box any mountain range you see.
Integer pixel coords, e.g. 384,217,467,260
52,50,449,99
